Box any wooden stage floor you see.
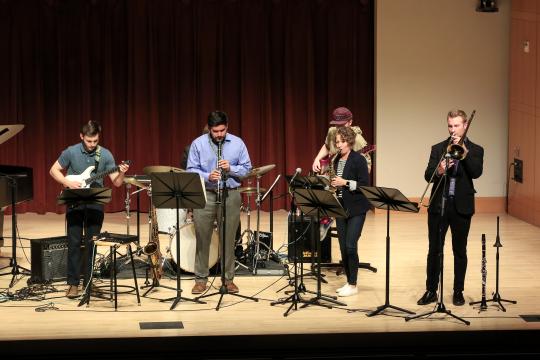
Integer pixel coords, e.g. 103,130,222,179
1,210,539,359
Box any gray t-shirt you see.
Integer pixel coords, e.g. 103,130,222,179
58,143,115,187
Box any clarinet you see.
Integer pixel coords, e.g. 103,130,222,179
480,233,488,310
216,140,223,204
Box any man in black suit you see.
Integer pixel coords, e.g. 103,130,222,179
417,109,484,306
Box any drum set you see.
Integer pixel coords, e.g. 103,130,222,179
121,163,276,276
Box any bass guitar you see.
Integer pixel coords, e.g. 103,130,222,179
66,160,131,188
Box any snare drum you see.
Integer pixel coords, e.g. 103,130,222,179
156,208,187,233
169,223,219,274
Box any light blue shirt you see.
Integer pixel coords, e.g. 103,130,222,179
187,133,251,190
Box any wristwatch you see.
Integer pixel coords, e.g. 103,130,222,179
346,181,350,188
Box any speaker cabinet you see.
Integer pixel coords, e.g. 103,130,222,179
287,216,331,263
30,236,84,284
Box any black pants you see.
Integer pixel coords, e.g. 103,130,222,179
66,207,104,286
335,213,366,286
426,198,471,293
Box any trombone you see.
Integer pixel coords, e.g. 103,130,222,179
417,110,475,209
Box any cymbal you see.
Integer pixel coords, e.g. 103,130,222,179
123,177,148,189
243,164,276,179
238,187,267,194
143,165,184,175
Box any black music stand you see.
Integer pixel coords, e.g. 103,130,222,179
294,187,348,310
150,172,207,309
0,173,31,287
57,187,112,207
56,188,112,306
359,186,418,317
0,125,30,287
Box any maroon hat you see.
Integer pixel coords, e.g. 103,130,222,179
330,107,353,125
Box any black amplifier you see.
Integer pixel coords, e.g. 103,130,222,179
287,216,331,263
30,236,84,284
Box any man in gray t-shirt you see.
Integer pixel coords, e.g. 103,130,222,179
50,121,129,299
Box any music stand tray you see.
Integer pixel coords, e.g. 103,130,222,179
57,188,112,206
293,187,348,310
150,172,207,309
359,186,418,318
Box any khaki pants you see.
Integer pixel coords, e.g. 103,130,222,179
193,190,241,282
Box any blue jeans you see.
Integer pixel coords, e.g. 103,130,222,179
335,214,366,285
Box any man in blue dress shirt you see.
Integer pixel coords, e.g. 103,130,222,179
187,111,251,294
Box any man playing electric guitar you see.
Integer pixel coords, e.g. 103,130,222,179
49,120,129,298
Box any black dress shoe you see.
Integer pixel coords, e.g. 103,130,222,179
453,291,465,306
417,290,438,305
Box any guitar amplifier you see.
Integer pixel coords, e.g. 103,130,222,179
29,236,84,283
287,216,331,263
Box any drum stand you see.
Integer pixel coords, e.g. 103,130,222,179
236,190,254,271
250,174,277,274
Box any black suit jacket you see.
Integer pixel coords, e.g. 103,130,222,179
333,150,371,217
425,138,484,216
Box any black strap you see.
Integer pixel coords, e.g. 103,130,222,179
93,145,101,175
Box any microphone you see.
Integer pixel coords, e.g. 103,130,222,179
289,167,302,186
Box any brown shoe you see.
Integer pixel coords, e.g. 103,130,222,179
65,285,79,299
226,281,239,294
191,282,207,294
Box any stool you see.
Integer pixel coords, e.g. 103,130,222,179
80,239,141,310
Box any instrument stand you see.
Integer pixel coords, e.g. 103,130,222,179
236,189,255,271
406,156,470,325
196,185,259,310
0,173,31,287
293,186,347,310
470,216,516,311
111,183,149,276
359,186,417,318
150,172,207,309
271,192,310,316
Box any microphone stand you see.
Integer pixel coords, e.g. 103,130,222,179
271,170,309,316
196,142,258,310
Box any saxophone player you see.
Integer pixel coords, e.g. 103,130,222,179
330,127,370,297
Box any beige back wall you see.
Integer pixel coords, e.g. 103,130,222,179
375,0,510,198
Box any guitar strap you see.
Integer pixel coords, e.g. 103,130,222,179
93,145,101,175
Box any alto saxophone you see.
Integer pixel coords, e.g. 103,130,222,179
325,150,340,191
143,205,164,281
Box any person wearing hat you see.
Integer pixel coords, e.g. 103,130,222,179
312,107,372,174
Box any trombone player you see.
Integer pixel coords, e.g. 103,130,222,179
417,109,484,307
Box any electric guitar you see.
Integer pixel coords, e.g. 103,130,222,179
66,160,131,188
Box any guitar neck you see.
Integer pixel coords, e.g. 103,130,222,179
85,161,130,186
